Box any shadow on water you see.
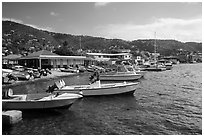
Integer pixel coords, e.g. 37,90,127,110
22,109,63,119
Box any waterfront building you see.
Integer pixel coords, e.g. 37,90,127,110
2,54,22,68
86,52,132,62
188,52,202,63
19,50,93,69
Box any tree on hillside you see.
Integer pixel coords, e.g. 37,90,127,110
53,45,75,56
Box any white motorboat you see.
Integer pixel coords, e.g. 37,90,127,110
2,89,83,110
51,80,139,96
100,65,142,81
158,59,173,70
143,62,166,71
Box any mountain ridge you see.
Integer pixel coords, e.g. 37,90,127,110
2,21,202,56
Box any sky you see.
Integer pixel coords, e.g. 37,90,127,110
2,1,202,42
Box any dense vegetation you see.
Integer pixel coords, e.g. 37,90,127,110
2,21,202,57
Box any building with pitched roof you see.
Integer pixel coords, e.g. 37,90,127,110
19,50,93,69
3,54,22,66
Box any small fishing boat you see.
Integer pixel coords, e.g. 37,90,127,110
61,67,79,73
49,80,139,96
2,89,83,110
100,65,142,81
158,59,173,70
143,32,167,72
143,62,166,71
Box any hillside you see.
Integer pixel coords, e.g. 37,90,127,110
2,21,202,57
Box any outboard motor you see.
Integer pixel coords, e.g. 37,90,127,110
46,84,57,93
3,88,14,99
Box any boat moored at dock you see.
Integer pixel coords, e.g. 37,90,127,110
49,80,139,96
100,65,143,81
2,89,83,110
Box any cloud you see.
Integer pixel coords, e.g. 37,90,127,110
2,17,54,32
94,17,202,42
50,11,59,16
95,2,110,7
26,16,32,19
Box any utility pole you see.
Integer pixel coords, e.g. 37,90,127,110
79,36,82,56
154,32,157,62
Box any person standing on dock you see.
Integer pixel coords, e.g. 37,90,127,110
89,70,101,87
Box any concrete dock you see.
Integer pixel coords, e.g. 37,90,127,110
2,110,22,126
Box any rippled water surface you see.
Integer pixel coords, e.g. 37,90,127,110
2,63,202,135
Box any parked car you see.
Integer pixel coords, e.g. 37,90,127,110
32,69,41,78
11,65,25,71
12,71,30,80
77,65,86,73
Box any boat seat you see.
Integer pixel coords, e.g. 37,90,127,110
38,96,52,101
90,80,101,88
55,80,66,89
60,79,66,87
55,81,63,89
11,95,27,101
21,95,27,101
26,94,48,101
61,86,75,89
74,86,83,89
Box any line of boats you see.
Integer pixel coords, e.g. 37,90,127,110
2,62,173,111
2,80,139,110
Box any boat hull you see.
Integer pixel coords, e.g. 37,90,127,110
165,65,173,70
61,69,79,73
135,71,146,77
56,82,139,96
2,93,82,110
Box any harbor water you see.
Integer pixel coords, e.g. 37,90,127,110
2,63,202,135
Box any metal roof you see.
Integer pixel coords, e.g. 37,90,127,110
39,55,87,59
19,50,90,60
3,54,22,60
20,50,58,59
